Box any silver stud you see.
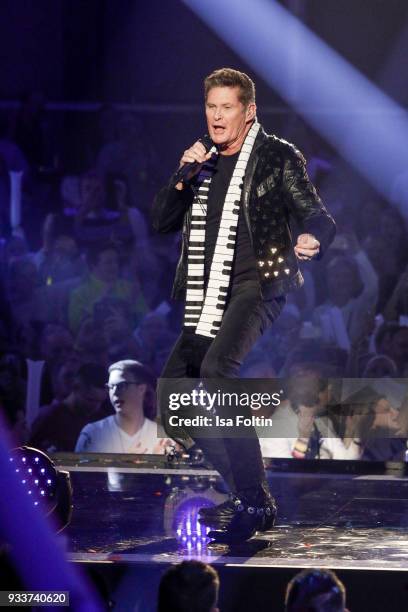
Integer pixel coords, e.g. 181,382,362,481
264,272,270,278
258,260,265,267
278,257,284,263
270,247,277,254
267,260,273,266
273,271,279,277
284,268,290,275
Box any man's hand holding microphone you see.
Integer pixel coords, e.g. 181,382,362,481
173,136,214,190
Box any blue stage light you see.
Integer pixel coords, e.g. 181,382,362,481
10,446,73,532
184,0,408,203
11,447,57,511
173,496,212,551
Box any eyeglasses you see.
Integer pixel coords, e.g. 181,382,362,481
105,381,140,393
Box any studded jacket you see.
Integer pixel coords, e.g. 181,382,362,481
152,127,336,300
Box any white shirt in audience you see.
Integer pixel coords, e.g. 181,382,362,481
75,415,169,454
258,402,362,460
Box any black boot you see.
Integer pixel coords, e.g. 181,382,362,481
200,479,276,530
199,494,241,527
206,490,277,543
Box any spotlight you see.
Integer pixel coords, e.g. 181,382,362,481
164,480,226,553
10,446,73,532
184,0,408,201
174,496,212,550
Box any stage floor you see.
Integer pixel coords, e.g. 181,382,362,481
51,456,408,611
57,456,408,572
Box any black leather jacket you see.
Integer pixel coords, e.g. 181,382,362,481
152,127,336,300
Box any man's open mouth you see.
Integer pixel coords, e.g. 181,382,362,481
213,125,226,133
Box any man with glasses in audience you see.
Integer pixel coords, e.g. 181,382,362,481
75,359,169,454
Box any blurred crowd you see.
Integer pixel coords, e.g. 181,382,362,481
80,558,350,611
158,561,349,612
1,96,408,461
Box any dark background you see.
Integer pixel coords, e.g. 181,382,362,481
1,0,408,175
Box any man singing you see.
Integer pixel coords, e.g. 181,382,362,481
153,68,335,542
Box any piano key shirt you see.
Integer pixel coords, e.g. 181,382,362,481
204,151,258,286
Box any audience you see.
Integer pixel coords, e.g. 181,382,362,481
74,170,134,251
285,568,348,612
158,560,220,612
6,257,47,333
75,359,169,454
30,363,108,453
37,322,76,403
0,106,407,463
133,312,177,375
0,352,28,445
259,367,364,460
156,563,350,612
35,234,85,286
381,325,408,376
68,242,147,334
314,237,378,351
361,382,407,461
254,302,303,374
2,55,408,612
96,111,156,215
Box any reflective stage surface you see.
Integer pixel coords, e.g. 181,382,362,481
55,455,408,611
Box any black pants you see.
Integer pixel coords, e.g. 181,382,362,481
158,280,285,493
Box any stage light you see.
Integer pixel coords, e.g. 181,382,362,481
164,481,226,553
183,0,408,205
173,496,212,550
10,446,73,533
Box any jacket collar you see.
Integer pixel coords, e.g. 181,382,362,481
252,124,269,152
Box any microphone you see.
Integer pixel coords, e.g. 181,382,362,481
171,135,215,187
